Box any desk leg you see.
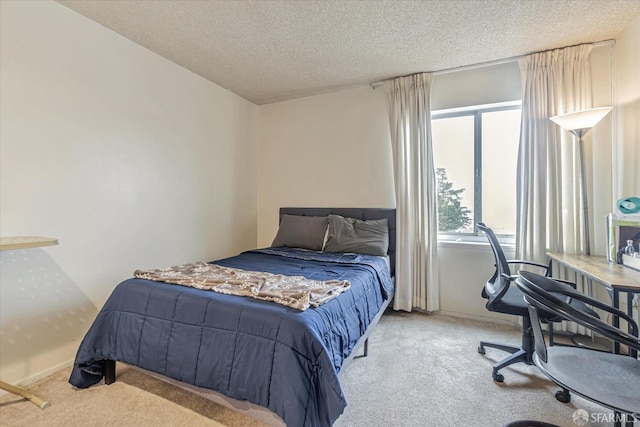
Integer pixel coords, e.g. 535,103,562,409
612,289,621,354
626,292,638,359
0,380,49,409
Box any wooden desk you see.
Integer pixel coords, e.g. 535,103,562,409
546,252,640,354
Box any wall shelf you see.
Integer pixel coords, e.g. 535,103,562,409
0,236,59,251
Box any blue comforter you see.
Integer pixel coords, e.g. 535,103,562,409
69,248,393,426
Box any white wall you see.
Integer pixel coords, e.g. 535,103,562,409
0,1,258,384
257,87,395,246
438,243,515,322
431,61,521,110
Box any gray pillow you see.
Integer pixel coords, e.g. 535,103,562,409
323,215,389,256
271,214,328,251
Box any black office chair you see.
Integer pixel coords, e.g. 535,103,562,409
516,271,640,427
476,223,597,384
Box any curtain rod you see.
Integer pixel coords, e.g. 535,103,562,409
370,39,615,88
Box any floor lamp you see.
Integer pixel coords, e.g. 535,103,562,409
549,106,613,350
549,106,613,256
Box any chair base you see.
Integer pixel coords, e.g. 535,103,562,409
555,388,570,403
478,342,532,382
478,317,536,382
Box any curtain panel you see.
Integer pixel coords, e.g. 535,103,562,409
384,73,439,312
516,44,594,264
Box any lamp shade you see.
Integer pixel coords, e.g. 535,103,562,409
549,107,612,139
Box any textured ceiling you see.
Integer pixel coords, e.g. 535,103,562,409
57,0,640,105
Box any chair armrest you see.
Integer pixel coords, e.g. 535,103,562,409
507,260,550,272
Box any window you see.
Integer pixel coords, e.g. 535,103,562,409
431,102,521,237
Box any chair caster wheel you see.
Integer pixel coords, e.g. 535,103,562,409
493,372,504,382
555,390,571,403
478,346,485,355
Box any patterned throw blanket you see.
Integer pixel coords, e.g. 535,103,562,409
134,261,351,311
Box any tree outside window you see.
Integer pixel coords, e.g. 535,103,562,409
436,168,472,232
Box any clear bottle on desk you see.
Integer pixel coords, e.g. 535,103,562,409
623,240,635,256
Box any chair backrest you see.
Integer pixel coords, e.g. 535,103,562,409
478,223,512,310
516,271,640,361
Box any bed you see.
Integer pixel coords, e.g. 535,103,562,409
69,208,396,426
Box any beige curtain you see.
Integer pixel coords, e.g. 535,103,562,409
384,73,439,312
516,44,594,264
516,44,597,334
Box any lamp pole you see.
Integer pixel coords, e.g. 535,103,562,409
576,132,590,255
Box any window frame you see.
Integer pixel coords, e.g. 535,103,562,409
431,101,521,240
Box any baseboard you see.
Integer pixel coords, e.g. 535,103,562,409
0,359,73,397
437,310,518,327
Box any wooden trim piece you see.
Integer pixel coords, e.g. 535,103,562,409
0,380,50,409
0,236,59,251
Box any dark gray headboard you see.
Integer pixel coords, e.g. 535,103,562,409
279,207,397,277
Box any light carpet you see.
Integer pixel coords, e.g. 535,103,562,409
0,312,612,426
